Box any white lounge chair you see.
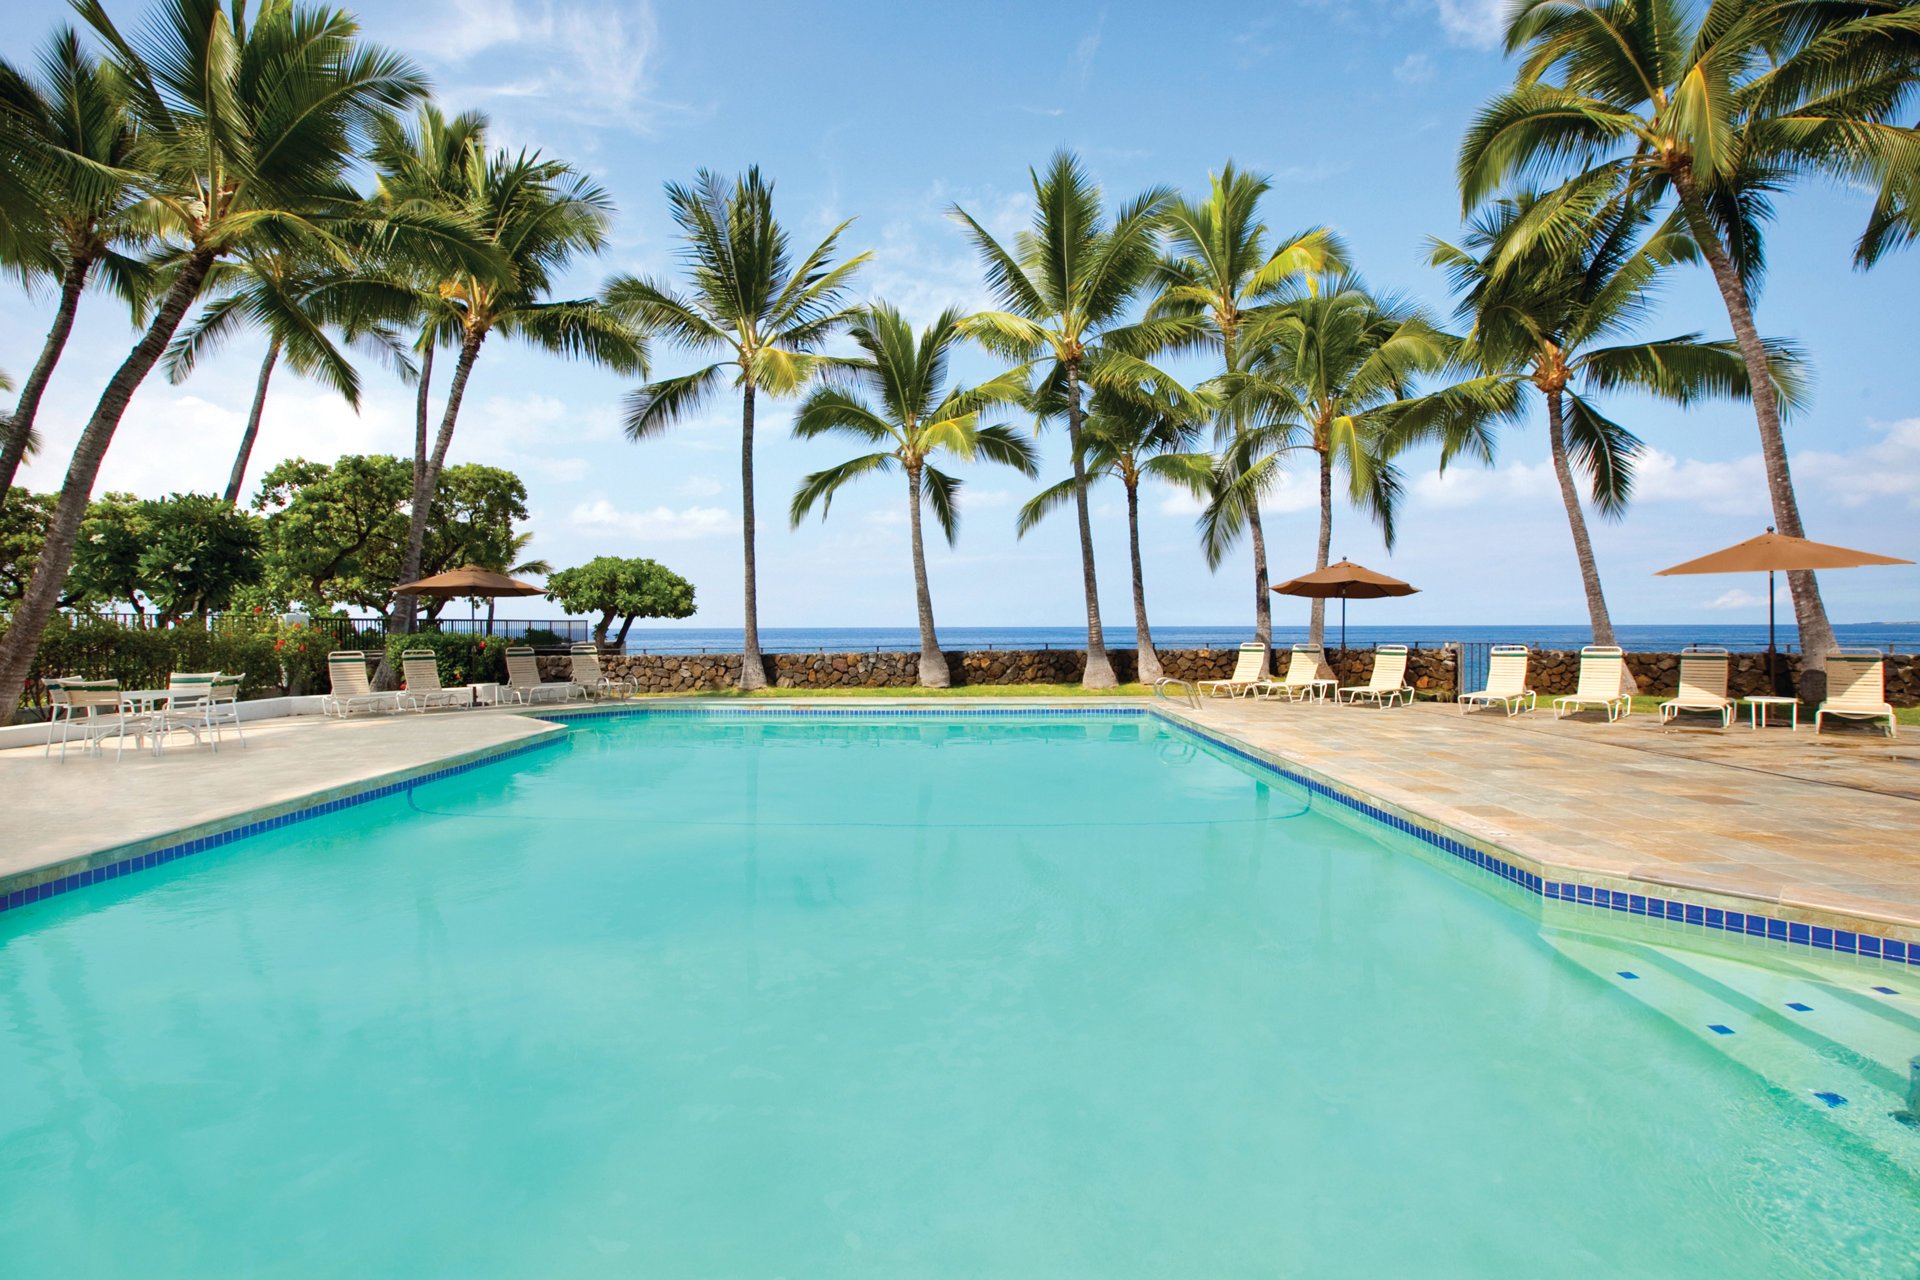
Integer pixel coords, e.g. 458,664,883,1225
1198,642,1270,699
504,645,583,705
1338,644,1416,708
1660,647,1732,728
322,651,398,717
1460,645,1536,716
1554,645,1633,722
1816,651,1897,737
569,643,636,699
1253,645,1336,702
398,649,467,712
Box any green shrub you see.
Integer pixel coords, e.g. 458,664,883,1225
386,631,507,690
516,626,568,649
5,617,289,713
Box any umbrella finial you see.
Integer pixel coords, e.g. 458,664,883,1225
1767,525,1775,534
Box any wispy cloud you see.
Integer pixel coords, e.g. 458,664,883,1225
568,499,738,540
1433,0,1508,49
1071,11,1107,88
1705,588,1770,610
1394,53,1435,85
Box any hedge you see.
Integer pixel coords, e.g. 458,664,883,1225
6,618,292,713
385,631,507,690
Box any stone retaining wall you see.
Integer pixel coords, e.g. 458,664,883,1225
535,644,1916,704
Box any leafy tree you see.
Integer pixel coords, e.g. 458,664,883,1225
1409,185,1807,645
0,27,151,512
0,487,56,606
67,490,146,612
545,555,696,645
1017,387,1210,684
0,0,428,725
789,303,1036,687
1212,279,1446,646
372,107,647,634
606,167,870,690
950,152,1184,688
418,463,531,620
133,493,266,622
1456,0,1919,692
251,455,413,614
1149,164,1345,643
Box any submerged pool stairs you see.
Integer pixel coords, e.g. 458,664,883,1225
1543,926,1920,1175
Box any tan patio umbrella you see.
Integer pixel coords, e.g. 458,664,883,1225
1272,558,1419,650
393,565,546,632
1654,527,1911,691
393,566,546,598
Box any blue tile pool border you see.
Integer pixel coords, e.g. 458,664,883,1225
1155,708,1920,973
5,701,1915,976
0,727,568,917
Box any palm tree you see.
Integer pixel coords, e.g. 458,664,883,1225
950,151,1184,689
1457,0,1918,693
1149,163,1345,644
1412,182,1808,645
1017,386,1211,684
162,245,418,504
789,304,1037,688
373,117,648,634
605,168,870,690
1210,279,1447,647
0,27,151,514
0,0,427,727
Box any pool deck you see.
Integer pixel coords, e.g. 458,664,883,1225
2,697,1916,947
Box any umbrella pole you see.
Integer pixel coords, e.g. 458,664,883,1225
1767,568,1781,696
1341,596,1347,652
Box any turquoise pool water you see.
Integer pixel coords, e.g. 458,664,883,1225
2,711,1916,1277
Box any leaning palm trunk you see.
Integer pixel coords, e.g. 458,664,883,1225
1125,479,1163,684
1309,444,1333,647
906,462,951,688
1672,173,1835,697
0,251,216,726
1247,501,1272,647
738,383,767,691
1545,390,1616,646
224,337,282,504
396,327,484,635
1065,361,1117,689
0,255,93,511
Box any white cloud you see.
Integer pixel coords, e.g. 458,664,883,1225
414,0,667,129
1796,417,1920,510
1393,53,1434,84
1608,448,1768,516
966,488,1016,510
567,498,738,541
1411,459,1555,509
1070,12,1107,88
1705,588,1769,610
677,474,725,499
1434,0,1508,48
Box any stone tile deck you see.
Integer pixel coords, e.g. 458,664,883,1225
1169,697,1920,935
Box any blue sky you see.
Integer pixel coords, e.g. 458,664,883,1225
5,0,1917,631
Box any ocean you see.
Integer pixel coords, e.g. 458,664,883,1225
604,622,1920,655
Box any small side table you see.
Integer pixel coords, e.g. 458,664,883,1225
467,682,501,709
1744,695,1798,731
1307,678,1338,703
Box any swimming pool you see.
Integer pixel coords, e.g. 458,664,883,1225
2,710,1916,1276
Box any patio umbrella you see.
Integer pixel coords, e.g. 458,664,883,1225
393,566,545,633
1272,558,1419,650
1654,527,1911,693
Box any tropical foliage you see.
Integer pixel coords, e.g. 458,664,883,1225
790,303,1037,687
544,555,697,645
607,167,869,689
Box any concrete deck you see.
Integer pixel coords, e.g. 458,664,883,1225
1,709,559,882
3,697,1916,946
1171,696,1920,935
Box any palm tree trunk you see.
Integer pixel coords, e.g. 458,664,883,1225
1545,389,1616,645
0,254,94,513
1672,172,1836,697
223,338,282,505
0,250,216,727
1125,477,1162,685
738,382,767,691
1065,359,1116,689
1309,444,1333,647
1247,502,1272,647
397,328,482,635
906,460,951,688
